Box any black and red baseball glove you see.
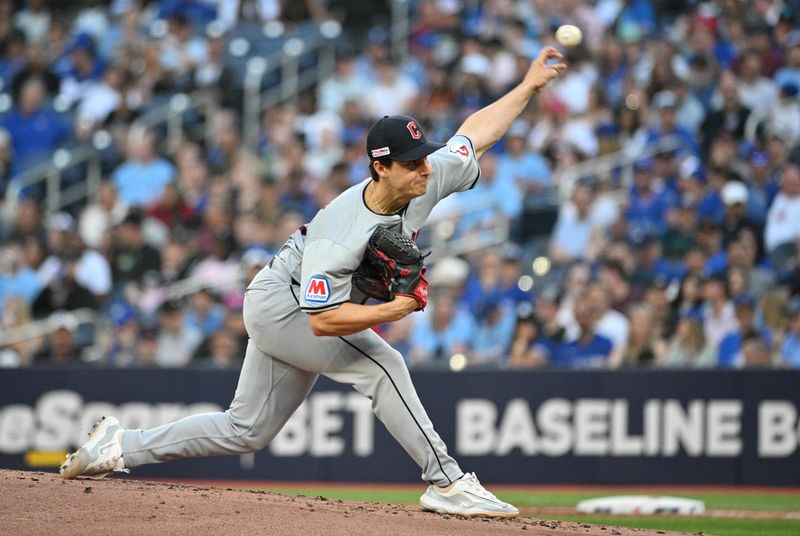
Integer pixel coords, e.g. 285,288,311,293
352,226,429,311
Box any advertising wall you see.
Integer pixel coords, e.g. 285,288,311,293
1,369,798,484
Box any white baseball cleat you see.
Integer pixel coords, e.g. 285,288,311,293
420,472,519,518
60,416,129,479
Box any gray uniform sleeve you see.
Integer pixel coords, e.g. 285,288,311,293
299,238,361,312
429,134,481,200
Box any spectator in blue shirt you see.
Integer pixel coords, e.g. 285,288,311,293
781,296,800,368
598,39,628,109
494,244,532,307
0,29,27,89
696,166,728,223
625,159,674,241
462,245,530,312
646,90,700,156
774,36,800,90
57,32,106,109
718,294,773,368
550,292,613,369
744,151,780,225
410,293,476,368
280,171,318,223
617,0,656,36
184,287,225,338
2,76,72,182
494,120,552,215
112,129,176,206
457,152,521,226
630,236,681,288
470,297,517,367
686,54,717,110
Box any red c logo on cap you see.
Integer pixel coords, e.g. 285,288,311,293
407,121,422,140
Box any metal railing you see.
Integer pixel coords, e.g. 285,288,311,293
0,270,247,349
2,143,104,215
0,308,100,347
425,197,511,262
1,22,347,219
554,135,685,198
130,91,219,154
145,271,248,316
390,0,411,60
241,20,342,150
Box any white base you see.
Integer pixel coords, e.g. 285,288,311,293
576,495,706,516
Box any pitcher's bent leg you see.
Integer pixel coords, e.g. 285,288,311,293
242,284,463,487
121,341,317,468
324,334,463,487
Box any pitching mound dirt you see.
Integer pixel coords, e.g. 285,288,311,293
1,469,687,535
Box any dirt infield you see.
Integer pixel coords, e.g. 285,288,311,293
0,470,689,536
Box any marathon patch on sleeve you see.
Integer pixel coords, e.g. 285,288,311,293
449,142,470,158
305,275,331,303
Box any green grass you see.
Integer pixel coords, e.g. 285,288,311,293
266,487,800,511
496,491,800,512
256,486,800,536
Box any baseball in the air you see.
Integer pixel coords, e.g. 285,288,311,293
555,24,582,47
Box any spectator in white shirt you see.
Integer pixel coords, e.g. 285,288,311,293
67,231,112,299
79,181,129,250
560,280,630,361
766,84,800,147
549,182,603,264
159,14,208,80
764,164,800,275
318,53,367,114
362,57,420,119
72,0,109,41
736,51,778,115
700,273,738,349
76,66,124,135
15,0,50,44
154,299,203,368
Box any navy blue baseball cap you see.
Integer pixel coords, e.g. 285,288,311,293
366,115,445,162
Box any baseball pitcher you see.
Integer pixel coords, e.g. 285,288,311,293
60,47,566,518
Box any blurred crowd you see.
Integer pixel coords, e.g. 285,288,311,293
1,0,800,371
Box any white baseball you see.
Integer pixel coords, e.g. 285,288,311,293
556,25,582,47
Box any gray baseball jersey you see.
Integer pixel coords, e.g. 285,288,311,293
278,134,480,311
120,135,479,487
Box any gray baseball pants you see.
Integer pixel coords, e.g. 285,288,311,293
121,268,463,486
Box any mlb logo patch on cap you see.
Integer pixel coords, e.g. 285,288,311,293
371,146,391,158
305,275,330,303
